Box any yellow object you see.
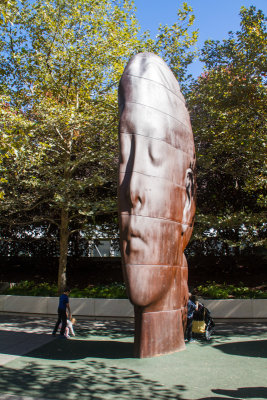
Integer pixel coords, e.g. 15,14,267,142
192,320,206,333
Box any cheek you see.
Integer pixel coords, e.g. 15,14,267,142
120,174,185,223
123,265,175,307
142,178,185,222
120,215,184,266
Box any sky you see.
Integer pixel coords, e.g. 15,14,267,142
134,0,267,78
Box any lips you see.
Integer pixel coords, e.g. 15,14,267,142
129,227,145,241
121,214,145,242
126,224,147,253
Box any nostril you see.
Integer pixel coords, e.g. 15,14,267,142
130,190,143,209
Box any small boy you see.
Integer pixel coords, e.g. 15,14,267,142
52,287,72,338
185,293,198,343
59,317,76,338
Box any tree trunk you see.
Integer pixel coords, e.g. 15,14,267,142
58,207,69,293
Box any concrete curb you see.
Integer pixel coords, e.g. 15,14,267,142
0,295,134,318
0,295,267,319
201,298,267,319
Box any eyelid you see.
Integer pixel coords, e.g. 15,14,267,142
148,141,163,166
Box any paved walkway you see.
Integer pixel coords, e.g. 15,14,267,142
0,313,266,400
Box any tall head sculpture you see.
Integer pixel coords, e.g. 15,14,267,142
118,53,196,358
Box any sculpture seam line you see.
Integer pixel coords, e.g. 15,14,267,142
119,213,193,226
119,131,193,156
119,171,187,189
123,72,185,103
139,309,182,314
122,100,191,133
122,264,185,268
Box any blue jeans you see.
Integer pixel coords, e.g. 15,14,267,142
186,317,193,340
53,308,67,335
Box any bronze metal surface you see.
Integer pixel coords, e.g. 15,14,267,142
118,52,196,358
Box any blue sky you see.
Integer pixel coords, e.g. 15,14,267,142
134,0,267,77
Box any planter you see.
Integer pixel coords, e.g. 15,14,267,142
201,298,267,319
0,295,134,318
0,295,266,319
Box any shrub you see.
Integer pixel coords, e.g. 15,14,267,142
2,280,267,299
3,281,58,296
195,281,267,299
70,283,127,299
2,281,127,298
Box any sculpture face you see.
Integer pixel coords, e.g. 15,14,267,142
118,52,195,318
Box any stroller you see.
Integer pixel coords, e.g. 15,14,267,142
192,302,215,341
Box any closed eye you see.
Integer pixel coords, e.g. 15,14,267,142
148,141,163,166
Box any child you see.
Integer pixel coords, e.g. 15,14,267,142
59,317,76,338
185,293,198,343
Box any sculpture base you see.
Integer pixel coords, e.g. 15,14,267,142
134,308,186,358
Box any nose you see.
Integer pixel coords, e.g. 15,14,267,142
127,171,145,210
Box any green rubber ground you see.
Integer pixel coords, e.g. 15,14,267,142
0,315,266,399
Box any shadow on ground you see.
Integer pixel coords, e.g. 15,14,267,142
0,362,189,400
75,320,134,339
213,339,267,358
1,361,266,400
1,315,267,399
212,322,267,338
211,386,267,399
0,314,135,339
194,321,267,347
27,337,134,360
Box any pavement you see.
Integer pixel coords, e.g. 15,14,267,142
0,313,266,400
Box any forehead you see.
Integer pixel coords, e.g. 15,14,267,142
119,53,194,157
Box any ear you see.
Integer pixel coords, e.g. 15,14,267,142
181,167,196,250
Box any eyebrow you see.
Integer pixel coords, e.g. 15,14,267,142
119,104,195,156
119,130,194,157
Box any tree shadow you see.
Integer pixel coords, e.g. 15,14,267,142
213,339,267,358
213,321,267,336
0,362,188,400
0,327,134,360
74,319,134,340
1,361,266,400
0,314,134,340
195,321,267,346
27,338,134,360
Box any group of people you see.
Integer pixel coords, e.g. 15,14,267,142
52,288,198,343
52,288,76,339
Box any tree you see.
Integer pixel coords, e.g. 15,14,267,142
187,6,267,250
142,2,198,85
0,0,198,292
0,0,17,25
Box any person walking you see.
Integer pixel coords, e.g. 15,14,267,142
52,288,72,338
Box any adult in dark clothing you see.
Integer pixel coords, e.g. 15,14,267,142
185,293,198,342
52,288,72,338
